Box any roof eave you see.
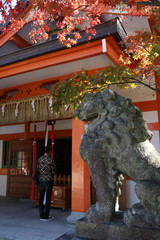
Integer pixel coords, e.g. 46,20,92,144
0,18,127,68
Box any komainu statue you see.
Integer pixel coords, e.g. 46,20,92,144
76,89,160,228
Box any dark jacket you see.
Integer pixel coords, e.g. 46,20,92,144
37,155,56,182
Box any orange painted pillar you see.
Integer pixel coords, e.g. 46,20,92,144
24,123,30,140
71,118,91,212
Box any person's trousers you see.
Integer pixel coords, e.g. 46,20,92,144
39,180,53,219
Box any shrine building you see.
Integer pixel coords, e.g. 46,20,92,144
0,5,159,218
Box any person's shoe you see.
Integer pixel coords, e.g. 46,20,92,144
40,218,45,221
43,216,54,221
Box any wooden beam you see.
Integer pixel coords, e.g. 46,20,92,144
103,36,122,65
0,90,7,99
0,5,32,48
0,37,123,80
10,33,31,49
0,40,103,79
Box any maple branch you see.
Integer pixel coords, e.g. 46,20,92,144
134,43,160,65
135,0,160,6
74,79,160,100
77,77,160,93
87,80,160,93
121,77,160,93
73,4,89,11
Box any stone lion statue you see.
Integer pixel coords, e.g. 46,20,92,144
76,89,160,228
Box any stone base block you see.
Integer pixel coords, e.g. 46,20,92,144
76,213,160,240
67,211,85,225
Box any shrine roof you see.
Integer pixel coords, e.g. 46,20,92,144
0,18,126,68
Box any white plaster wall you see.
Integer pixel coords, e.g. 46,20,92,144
110,85,156,103
0,175,7,196
143,111,158,123
142,112,160,151
151,130,160,152
30,119,72,132
0,120,72,135
126,180,139,208
0,124,25,135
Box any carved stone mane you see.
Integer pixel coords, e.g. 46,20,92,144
76,89,160,227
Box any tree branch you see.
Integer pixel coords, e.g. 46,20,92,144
134,43,160,65
117,0,160,6
135,0,160,6
82,77,160,93
121,77,160,92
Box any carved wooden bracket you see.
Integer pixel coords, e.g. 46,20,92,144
10,33,31,49
0,90,7,99
1,84,50,102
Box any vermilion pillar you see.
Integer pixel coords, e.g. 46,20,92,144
24,123,30,140
72,119,91,212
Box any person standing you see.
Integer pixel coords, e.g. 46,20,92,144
36,146,56,221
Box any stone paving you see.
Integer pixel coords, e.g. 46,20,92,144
0,197,75,240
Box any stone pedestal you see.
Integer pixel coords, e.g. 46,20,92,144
76,213,160,240
67,211,85,225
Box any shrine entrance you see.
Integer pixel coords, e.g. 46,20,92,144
34,138,72,209
7,140,33,198
36,138,72,176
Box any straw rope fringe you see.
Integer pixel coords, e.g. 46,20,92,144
0,95,74,125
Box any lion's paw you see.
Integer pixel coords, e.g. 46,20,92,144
86,202,113,223
123,203,160,229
